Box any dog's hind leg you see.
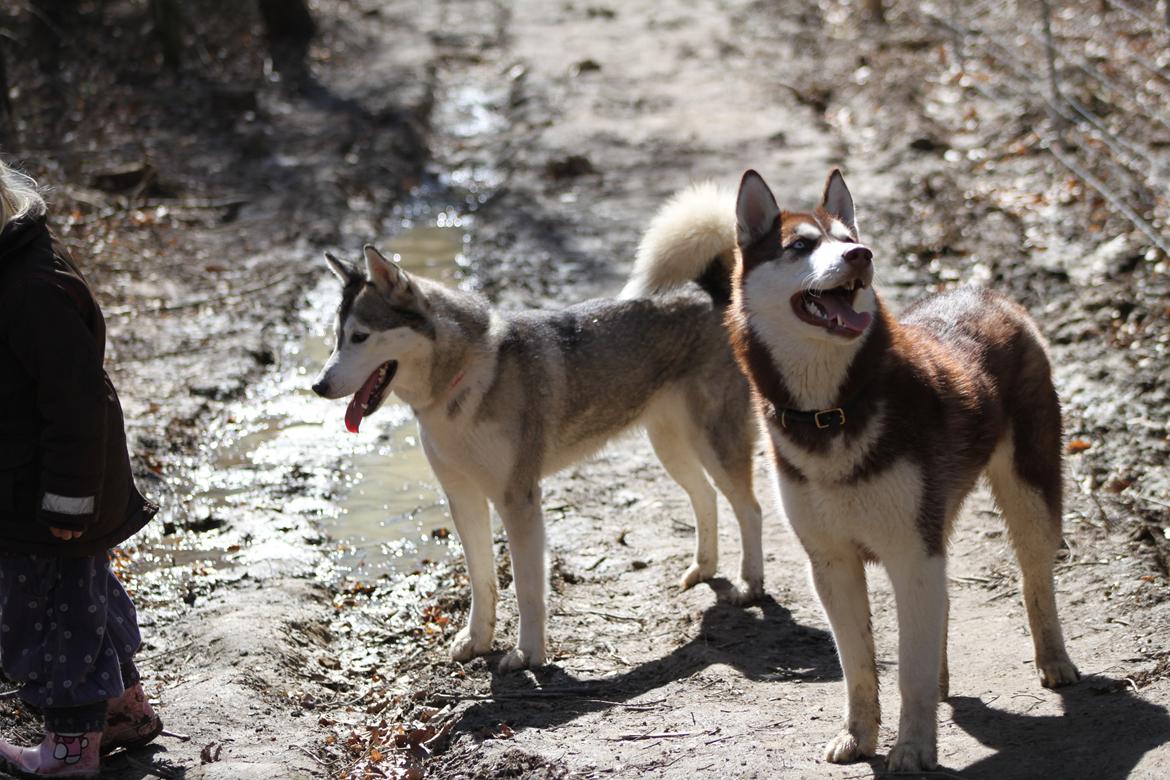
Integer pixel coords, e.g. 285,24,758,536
647,420,719,590
427,455,497,662
693,438,764,605
940,592,950,700
496,482,548,673
987,433,1079,688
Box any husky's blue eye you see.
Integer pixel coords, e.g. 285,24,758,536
790,239,812,252
350,332,369,344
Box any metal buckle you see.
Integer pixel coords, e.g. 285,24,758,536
814,408,846,429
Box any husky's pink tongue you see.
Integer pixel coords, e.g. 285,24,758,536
344,369,384,433
820,294,873,335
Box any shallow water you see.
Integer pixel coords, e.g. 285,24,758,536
204,220,469,576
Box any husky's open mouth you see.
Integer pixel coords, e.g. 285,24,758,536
791,278,873,338
345,360,398,433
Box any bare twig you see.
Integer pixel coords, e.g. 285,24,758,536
612,728,718,742
1131,492,1170,510
558,608,643,623
432,689,667,710
104,270,300,318
292,744,332,768
1089,490,1118,529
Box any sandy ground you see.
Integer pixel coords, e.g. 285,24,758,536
2,0,1169,778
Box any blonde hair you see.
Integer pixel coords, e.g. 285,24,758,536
0,160,46,230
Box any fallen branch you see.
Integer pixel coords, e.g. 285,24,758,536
612,728,718,742
292,744,332,768
105,270,300,318
558,608,643,623
432,689,666,711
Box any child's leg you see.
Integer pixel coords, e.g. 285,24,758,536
0,553,153,775
94,559,162,752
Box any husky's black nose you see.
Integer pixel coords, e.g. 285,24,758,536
311,380,329,397
844,246,873,269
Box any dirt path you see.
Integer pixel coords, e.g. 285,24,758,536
4,1,1168,778
323,1,1170,778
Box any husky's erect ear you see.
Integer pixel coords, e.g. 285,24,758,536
364,244,422,305
821,169,858,238
324,251,361,285
736,170,781,247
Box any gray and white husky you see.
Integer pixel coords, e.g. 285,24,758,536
312,185,764,672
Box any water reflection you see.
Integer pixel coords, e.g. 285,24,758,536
206,220,468,576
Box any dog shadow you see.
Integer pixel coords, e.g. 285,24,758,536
452,588,840,737
940,677,1170,779
841,675,1170,779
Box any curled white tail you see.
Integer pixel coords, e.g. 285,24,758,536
621,182,737,299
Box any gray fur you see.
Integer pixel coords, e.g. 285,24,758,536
314,234,764,673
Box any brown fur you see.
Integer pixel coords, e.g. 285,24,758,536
729,268,1062,556
727,170,1077,769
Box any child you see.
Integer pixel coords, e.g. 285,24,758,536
0,159,162,777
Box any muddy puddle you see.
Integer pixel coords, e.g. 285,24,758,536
176,62,511,582
197,218,471,577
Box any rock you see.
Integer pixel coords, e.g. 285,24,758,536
186,763,315,780
544,154,596,180
1069,234,1142,285
572,58,602,75
909,135,949,153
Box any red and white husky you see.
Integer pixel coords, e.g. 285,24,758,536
716,169,1080,770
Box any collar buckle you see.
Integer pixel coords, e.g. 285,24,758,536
813,408,846,429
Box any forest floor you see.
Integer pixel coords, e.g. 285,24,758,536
1,0,1168,778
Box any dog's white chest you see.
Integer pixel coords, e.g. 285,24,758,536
770,423,924,558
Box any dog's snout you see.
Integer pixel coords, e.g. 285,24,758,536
311,379,329,397
844,246,872,268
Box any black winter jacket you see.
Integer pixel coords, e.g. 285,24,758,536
0,215,156,555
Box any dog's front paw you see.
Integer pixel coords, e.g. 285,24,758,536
1038,657,1080,688
450,627,492,662
886,739,937,772
679,561,716,590
724,577,765,606
497,645,546,673
823,729,875,764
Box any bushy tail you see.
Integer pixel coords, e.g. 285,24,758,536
620,182,737,299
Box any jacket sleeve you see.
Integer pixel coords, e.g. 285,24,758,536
5,274,108,531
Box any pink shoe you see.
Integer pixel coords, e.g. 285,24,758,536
0,731,101,778
101,683,163,753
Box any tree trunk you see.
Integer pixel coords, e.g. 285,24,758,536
864,0,885,24
257,0,316,83
0,38,11,147
151,0,184,72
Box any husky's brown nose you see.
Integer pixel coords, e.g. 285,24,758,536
844,246,873,269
